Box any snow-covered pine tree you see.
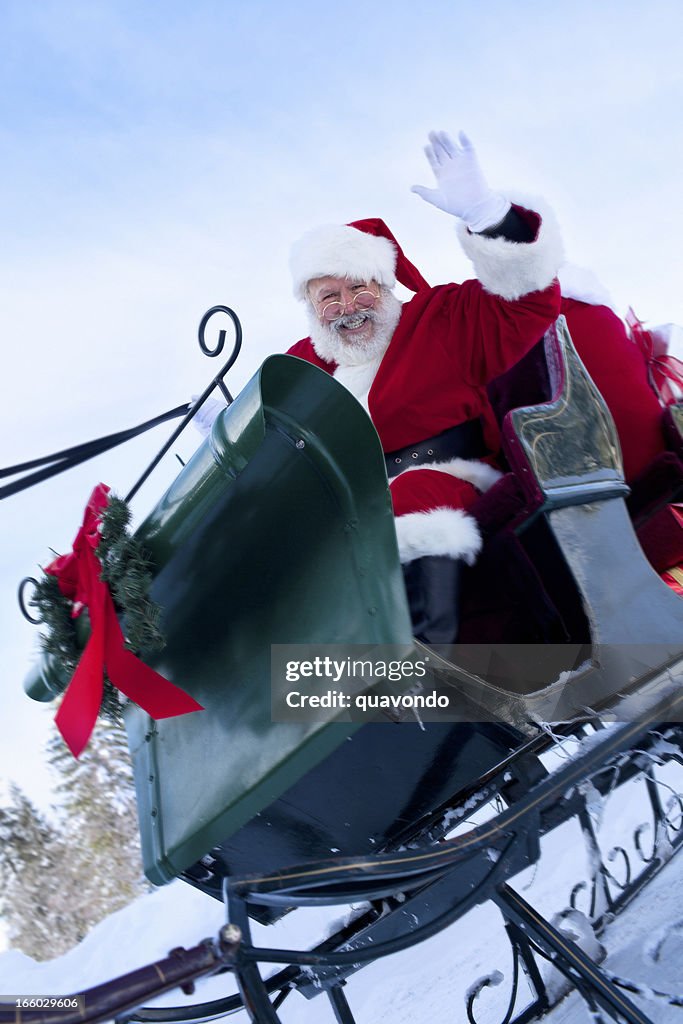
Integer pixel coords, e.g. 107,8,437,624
0,717,148,960
0,783,87,958
46,715,149,938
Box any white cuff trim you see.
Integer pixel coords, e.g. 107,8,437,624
395,507,482,564
456,191,564,301
395,457,502,493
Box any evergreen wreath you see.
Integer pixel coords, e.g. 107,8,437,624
31,495,165,722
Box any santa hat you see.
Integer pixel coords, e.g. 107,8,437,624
290,217,429,300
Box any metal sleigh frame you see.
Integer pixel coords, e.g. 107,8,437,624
8,310,683,1024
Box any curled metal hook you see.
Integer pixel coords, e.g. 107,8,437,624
198,306,243,403
18,576,42,625
126,305,243,502
198,305,242,359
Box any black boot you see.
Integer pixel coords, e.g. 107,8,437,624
402,556,461,645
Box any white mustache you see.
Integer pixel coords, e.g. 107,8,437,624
331,309,377,332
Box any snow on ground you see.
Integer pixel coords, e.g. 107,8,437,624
2,761,683,1023
542,852,683,1024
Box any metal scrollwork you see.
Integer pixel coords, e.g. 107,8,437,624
465,918,554,1024
605,845,631,890
18,576,42,624
466,968,513,1024
634,821,657,865
197,304,243,404
633,763,682,867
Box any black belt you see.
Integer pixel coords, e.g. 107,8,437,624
384,420,488,480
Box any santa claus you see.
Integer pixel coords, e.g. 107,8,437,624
286,130,563,642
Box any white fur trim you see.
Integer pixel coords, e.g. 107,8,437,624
456,191,564,301
290,225,397,300
395,457,502,493
558,262,615,309
395,507,482,564
333,357,383,413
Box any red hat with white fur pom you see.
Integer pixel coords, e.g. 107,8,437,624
289,218,429,300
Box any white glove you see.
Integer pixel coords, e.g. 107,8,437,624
411,130,510,233
189,395,225,438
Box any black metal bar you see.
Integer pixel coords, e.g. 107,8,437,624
1,407,189,480
117,990,245,1024
236,840,520,986
237,862,459,908
506,920,550,1021
0,406,190,500
119,968,300,1024
494,884,655,1024
328,984,358,1024
226,889,284,1024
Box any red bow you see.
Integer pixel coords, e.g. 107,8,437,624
627,308,683,407
46,483,203,757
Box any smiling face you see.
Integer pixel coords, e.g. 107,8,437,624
306,277,403,367
307,276,382,344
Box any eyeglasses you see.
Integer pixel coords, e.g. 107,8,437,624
317,289,380,322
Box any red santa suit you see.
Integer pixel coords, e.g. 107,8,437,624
288,207,563,564
557,265,683,591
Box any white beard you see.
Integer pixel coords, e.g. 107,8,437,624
306,290,403,368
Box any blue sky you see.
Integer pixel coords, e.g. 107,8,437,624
1,0,682,817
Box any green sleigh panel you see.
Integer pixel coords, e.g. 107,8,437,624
118,354,412,884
